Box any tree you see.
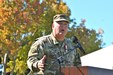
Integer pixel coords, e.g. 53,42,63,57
0,0,71,74
67,19,105,55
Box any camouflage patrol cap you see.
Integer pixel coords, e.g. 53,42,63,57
53,14,69,23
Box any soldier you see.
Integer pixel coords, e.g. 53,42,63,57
27,14,81,75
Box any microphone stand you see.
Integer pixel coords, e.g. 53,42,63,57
57,59,62,75
75,66,84,75
48,45,84,75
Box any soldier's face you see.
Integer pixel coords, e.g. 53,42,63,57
52,21,68,37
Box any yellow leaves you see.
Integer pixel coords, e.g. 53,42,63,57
0,27,9,39
0,5,13,25
0,19,3,26
0,8,7,23
59,2,69,13
23,12,28,19
13,7,18,13
15,59,27,74
0,0,4,5
51,2,69,14
21,25,27,30
0,26,16,54
52,3,58,10
6,59,27,74
6,61,14,72
0,1,13,25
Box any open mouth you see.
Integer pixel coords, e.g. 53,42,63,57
61,29,64,31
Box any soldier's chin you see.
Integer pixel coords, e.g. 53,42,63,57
59,33,66,36
59,32,64,35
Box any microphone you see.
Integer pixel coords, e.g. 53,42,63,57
72,36,86,55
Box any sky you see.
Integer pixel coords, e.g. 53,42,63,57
64,0,113,48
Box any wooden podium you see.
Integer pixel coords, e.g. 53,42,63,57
61,66,113,75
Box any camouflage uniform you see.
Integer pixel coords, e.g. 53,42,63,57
27,34,81,75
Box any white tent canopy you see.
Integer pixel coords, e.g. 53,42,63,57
81,45,113,70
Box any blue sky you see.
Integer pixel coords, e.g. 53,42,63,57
64,0,113,48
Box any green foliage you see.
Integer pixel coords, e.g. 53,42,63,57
67,19,104,55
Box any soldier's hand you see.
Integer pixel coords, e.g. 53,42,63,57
38,55,46,71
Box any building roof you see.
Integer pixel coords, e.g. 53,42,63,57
81,45,113,70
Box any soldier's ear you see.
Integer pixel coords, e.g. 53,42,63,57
52,23,54,29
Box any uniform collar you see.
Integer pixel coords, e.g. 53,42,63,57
50,33,65,45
